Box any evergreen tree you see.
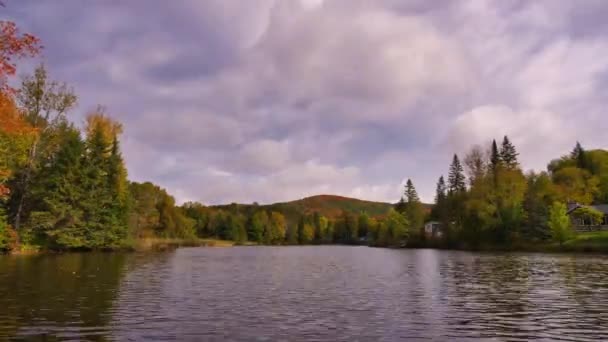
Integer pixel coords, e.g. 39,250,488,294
448,154,466,194
27,127,87,248
490,139,500,171
434,176,447,204
82,123,126,247
107,137,129,232
297,215,305,244
13,65,77,230
394,196,406,213
500,135,519,169
431,175,448,222
571,141,587,170
403,179,424,238
404,179,420,203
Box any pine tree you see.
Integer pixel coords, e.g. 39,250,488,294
28,127,88,248
434,176,447,204
431,175,448,222
571,141,587,169
107,136,129,234
395,196,406,213
500,135,519,169
403,179,424,237
490,139,500,171
404,179,420,203
448,154,466,194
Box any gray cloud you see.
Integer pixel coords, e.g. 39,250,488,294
6,0,608,204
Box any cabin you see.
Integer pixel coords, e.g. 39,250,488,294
424,221,444,239
566,203,608,232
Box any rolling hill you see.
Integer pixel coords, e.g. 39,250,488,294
212,194,432,225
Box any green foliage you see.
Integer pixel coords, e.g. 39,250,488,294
448,154,466,194
431,176,447,221
500,135,519,169
371,209,409,247
401,179,425,240
228,213,247,243
301,223,315,244
248,211,269,243
490,139,500,172
570,206,604,226
266,212,286,245
12,64,77,230
552,167,599,205
0,210,17,252
548,202,572,247
522,172,557,240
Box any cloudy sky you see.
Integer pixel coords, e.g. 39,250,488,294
5,0,608,204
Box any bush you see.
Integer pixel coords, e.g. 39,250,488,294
0,223,19,252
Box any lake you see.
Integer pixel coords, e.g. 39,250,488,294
1,246,607,341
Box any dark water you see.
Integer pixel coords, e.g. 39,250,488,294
1,247,608,341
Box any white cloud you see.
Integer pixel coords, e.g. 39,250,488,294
10,0,608,205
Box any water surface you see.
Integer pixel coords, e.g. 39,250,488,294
1,246,607,341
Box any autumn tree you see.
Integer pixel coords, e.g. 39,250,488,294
267,211,286,245
0,19,41,93
12,65,77,230
248,211,269,243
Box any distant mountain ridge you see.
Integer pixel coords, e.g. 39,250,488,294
212,194,431,222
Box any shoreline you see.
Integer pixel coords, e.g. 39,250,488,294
5,230,608,255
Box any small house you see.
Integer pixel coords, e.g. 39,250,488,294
566,203,608,232
424,221,444,239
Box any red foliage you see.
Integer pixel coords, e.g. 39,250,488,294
0,20,42,93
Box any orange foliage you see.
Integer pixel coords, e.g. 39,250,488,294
0,92,34,134
0,93,36,199
0,20,42,93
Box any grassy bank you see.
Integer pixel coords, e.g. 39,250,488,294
4,238,240,255
421,231,608,254
131,238,238,252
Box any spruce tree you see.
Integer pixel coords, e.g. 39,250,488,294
431,175,448,222
403,179,424,235
28,127,88,248
500,135,519,169
448,154,466,194
395,197,406,214
490,139,500,171
107,137,129,235
404,179,420,203
571,141,587,169
434,176,447,204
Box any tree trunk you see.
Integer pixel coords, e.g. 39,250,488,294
14,137,38,230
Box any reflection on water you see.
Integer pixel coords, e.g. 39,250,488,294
1,247,607,341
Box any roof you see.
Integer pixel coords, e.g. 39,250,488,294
591,205,608,214
567,203,608,215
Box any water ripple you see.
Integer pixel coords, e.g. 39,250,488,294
1,248,608,340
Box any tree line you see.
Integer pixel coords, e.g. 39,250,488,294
425,137,608,249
